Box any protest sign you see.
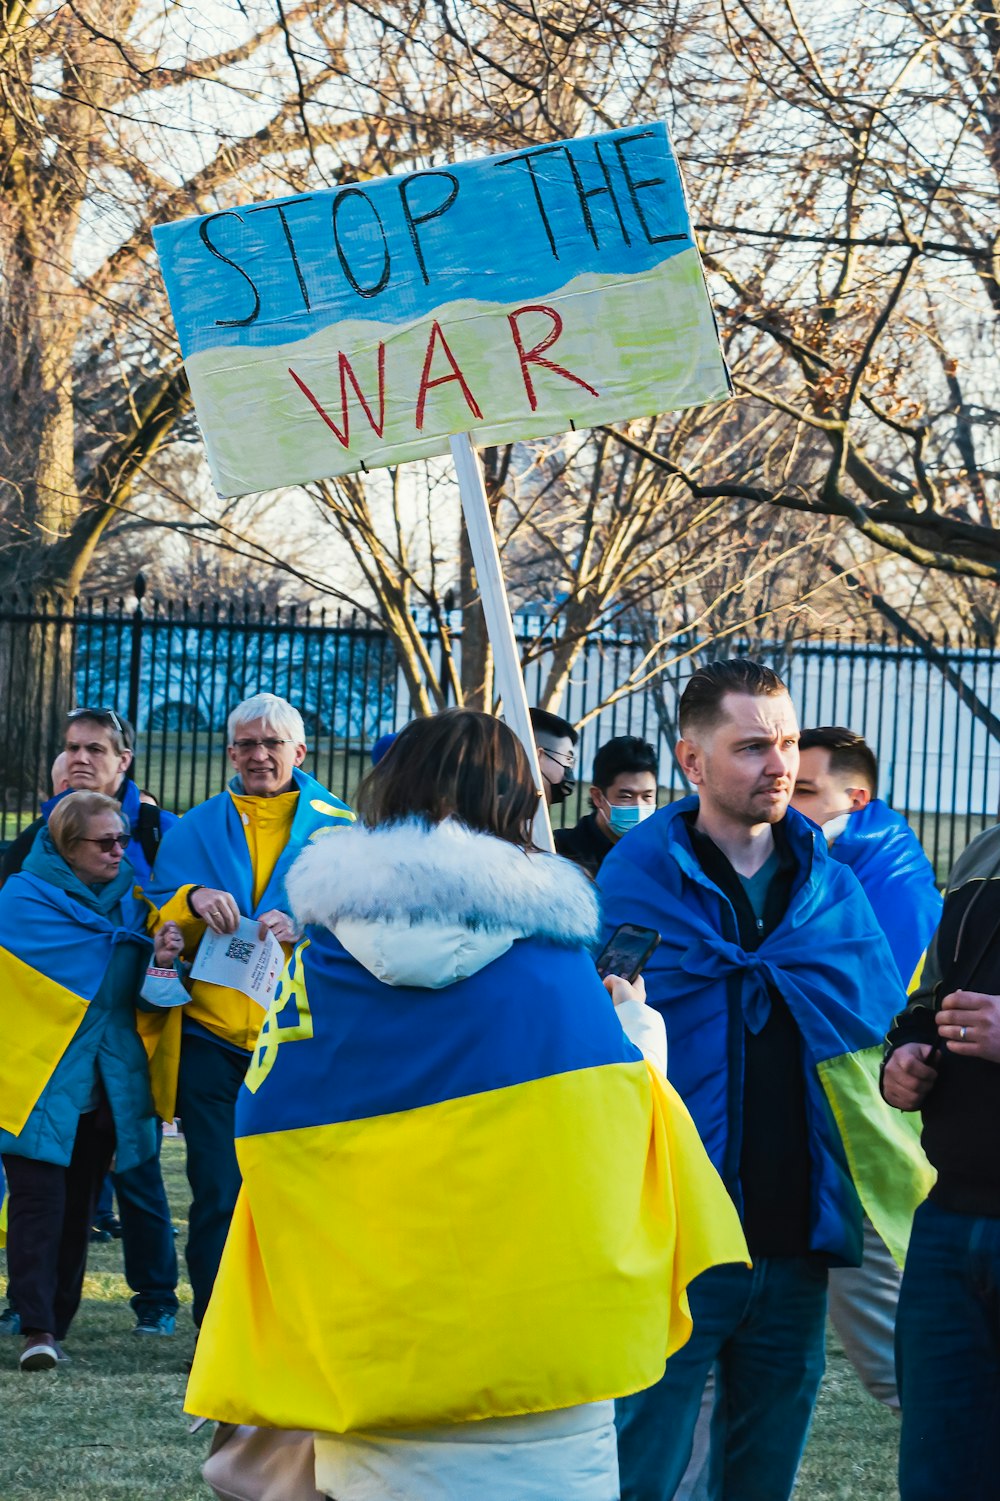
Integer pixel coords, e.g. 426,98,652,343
155,123,729,850
153,123,729,498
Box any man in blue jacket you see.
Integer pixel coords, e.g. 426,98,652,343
0,707,181,1338
791,726,942,989
791,725,942,1412
599,660,908,1501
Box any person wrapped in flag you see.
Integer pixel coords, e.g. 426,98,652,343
0,792,181,1373
187,710,748,1501
599,659,934,1501
146,691,354,1330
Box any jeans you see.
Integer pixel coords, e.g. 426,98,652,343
828,1216,901,1408
94,1174,115,1226
2,1105,115,1338
176,1034,249,1327
896,1199,1000,1501
616,1257,828,1501
114,1133,179,1319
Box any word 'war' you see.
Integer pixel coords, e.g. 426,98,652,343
287,305,601,449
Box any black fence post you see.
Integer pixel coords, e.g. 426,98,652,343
126,572,146,750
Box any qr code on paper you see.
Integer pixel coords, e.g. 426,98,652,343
225,937,255,964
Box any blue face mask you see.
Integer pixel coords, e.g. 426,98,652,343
606,801,655,836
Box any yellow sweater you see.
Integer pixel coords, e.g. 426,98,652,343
159,790,298,1053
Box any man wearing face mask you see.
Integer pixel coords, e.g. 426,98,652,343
556,736,659,878
529,708,578,810
791,727,942,991
790,725,943,1416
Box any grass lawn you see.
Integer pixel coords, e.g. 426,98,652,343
0,1140,900,1500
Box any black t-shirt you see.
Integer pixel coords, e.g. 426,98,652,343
686,816,813,1258
554,812,615,879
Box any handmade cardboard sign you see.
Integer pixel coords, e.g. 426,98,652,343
154,124,729,497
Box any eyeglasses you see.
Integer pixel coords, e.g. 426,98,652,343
79,833,131,852
67,706,126,738
539,745,576,770
231,738,290,753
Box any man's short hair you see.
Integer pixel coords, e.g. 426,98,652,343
529,707,578,745
799,726,878,796
65,707,134,755
592,735,658,790
678,659,788,738
227,693,306,746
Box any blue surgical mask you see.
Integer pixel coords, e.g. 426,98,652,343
607,802,655,836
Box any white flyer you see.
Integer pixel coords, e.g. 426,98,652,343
190,917,285,1008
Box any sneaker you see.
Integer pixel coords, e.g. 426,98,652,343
92,1214,122,1240
0,1308,21,1336
89,1225,112,1243
133,1309,176,1336
20,1333,58,1372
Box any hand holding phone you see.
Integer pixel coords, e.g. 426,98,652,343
595,923,660,983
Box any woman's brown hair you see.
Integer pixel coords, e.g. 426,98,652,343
355,709,539,849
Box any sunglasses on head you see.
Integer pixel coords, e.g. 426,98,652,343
79,833,131,852
66,706,126,738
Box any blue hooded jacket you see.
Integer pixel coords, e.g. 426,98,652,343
597,798,908,1264
824,799,942,988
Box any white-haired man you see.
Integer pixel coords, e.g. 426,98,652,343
148,693,354,1327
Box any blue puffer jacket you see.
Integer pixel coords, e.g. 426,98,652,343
0,831,157,1172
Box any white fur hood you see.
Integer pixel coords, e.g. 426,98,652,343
286,817,600,990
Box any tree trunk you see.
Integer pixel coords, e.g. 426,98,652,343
0,595,74,808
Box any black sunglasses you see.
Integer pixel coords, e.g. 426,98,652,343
78,833,131,853
67,706,126,738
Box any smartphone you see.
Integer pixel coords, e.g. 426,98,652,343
595,923,661,982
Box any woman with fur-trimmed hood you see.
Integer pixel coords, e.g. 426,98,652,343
187,710,747,1501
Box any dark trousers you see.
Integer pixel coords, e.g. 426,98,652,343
616,1257,829,1501
2,1105,115,1339
176,1034,249,1327
115,1132,179,1318
896,1199,1000,1501
6,1130,178,1321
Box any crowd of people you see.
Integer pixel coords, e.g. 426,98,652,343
0,664,996,1501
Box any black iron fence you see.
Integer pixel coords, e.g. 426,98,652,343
1,582,998,880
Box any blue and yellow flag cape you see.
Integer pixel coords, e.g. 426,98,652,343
187,930,748,1433
147,767,354,921
0,871,152,1136
598,798,935,1268
827,798,942,989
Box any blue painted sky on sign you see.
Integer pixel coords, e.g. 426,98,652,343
154,125,693,356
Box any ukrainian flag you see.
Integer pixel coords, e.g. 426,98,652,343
0,874,149,1136
187,929,748,1433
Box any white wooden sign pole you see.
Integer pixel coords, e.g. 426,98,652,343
450,432,556,854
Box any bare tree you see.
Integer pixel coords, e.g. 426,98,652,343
631,0,1000,584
